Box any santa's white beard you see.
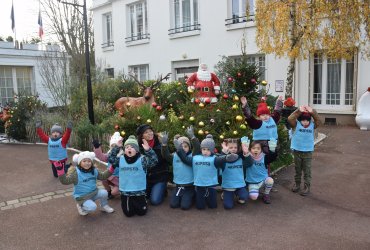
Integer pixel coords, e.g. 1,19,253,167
197,70,211,81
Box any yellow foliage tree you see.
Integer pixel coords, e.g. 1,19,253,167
255,0,370,98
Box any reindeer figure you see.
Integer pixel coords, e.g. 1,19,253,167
114,73,171,117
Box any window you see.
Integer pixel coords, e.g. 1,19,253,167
126,1,149,42
312,53,355,110
169,0,200,35
226,0,255,25
105,68,114,78
0,66,33,105
102,12,113,48
129,64,149,81
175,66,198,81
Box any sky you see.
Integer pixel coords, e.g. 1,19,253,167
0,0,92,43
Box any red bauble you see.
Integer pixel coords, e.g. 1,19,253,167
228,77,233,82
223,93,229,99
250,78,256,84
114,125,120,130
237,72,242,77
156,106,162,111
151,102,157,107
205,98,211,104
195,98,201,104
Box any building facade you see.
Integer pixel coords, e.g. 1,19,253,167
92,0,370,125
0,41,67,107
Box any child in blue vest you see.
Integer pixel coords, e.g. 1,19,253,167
57,151,115,216
36,121,72,177
240,96,283,154
288,105,320,196
242,139,278,204
92,132,124,199
108,135,158,217
220,138,253,209
161,126,200,210
175,134,238,210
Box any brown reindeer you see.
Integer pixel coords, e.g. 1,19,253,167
114,73,171,116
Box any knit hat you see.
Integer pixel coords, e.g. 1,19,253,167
124,135,140,152
178,136,191,149
201,134,215,152
110,132,123,147
298,112,312,122
72,154,79,165
77,151,95,165
51,123,63,134
136,124,153,136
256,101,271,116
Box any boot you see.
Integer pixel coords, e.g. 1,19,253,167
107,190,114,200
262,194,271,204
291,183,301,193
300,183,310,196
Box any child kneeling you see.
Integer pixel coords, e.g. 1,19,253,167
108,135,158,217
57,151,115,216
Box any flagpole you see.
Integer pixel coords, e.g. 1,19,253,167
39,0,42,43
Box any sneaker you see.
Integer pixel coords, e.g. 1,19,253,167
76,204,88,216
237,199,246,204
262,194,271,204
220,192,224,200
100,205,115,213
300,184,310,196
291,183,301,193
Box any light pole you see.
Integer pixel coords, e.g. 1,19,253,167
57,0,94,124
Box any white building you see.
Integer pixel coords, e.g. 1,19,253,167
0,41,66,107
92,0,370,125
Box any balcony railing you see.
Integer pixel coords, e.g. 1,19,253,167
101,41,114,48
168,24,201,35
225,15,255,26
125,33,150,43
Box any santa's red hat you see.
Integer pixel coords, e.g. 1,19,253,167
256,101,270,116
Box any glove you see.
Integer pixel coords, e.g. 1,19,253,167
274,97,283,112
35,120,42,128
161,131,169,145
240,136,250,147
268,138,278,152
53,161,65,176
92,139,101,149
110,146,121,157
173,138,182,151
186,126,195,139
225,153,239,163
66,121,73,129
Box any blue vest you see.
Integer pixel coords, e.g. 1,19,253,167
119,156,146,192
192,155,218,187
222,158,246,189
107,162,119,177
245,156,268,184
173,153,193,185
291,121,315,152
48,138,67,161
73,168,98,199
253,117,278,140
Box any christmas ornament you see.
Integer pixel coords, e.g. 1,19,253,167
243,82,247,85
182,126,186,129
227,77,233,82
231,89,236,93
114,125,120,130
233,96,239,102
198,121,205,127
240,124,247,130
233,130,238,135
261,80,268,86
156,106,162,111
237,72,242,77
219,135,225,139
179,115,184,120
251,78,256,84
151,102,157,107
189,116,195,122
159,115,166,121
177,82,182,86
120,130,126,137
198,129,204,135
126,102,131,107
195,98,201,104
210,118,215,124
235,115,243,122
205,131,209,135
232,104,238,110
137,116,141,120
146,119,152,124
188,88,194,93
199,103,205,108
205,98,211,104
226,121,231,125
223,93,229,99
216,109,221,112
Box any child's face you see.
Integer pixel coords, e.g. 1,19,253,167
250,144,262,157
142,129,154,141
201,148,211,156
51,131,61,139
182,143,190,153
259,114,270,121
227,142,238,154
80,159,92,170
125,145,137,157
300,120,310,127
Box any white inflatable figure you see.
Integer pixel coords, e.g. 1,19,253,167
355,88,370,130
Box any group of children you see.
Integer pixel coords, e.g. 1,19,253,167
37,96,320,217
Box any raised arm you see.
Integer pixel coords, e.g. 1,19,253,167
240,96,262,129
58,166,78,185
107,146,121,169
35,120,49,143
287,108,301,129
271,96,283,124
142,148,159,171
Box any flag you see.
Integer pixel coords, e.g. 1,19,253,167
38,9,44,38
10,2,15,33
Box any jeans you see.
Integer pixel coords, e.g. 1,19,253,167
147,182,167,205
170,186,195,210
195,186,217,209
81,189,108,212
223,187,248,209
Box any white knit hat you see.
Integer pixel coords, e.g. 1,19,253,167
110,132,123,147
72,154,79,165
77,151,95,165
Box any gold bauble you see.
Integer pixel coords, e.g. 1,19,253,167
198,129,204,135
120,130,126,136
232,104,238,110
219,135,225,139
233,130,238,135
233,96,239,102
261,80,268,86
236,115,243,122
189,116,195,122
198,121,205,127
146,119,152,124
240,124,247,130
199,103,205,108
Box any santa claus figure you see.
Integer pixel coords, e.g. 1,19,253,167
186,63,221,103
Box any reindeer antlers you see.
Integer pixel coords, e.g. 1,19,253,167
151,73,171,89
129,73,146,89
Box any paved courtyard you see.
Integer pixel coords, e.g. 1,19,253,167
0,125,369,250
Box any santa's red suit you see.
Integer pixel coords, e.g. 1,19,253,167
186,67,220,103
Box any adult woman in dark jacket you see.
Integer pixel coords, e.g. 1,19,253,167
136,124,169,205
